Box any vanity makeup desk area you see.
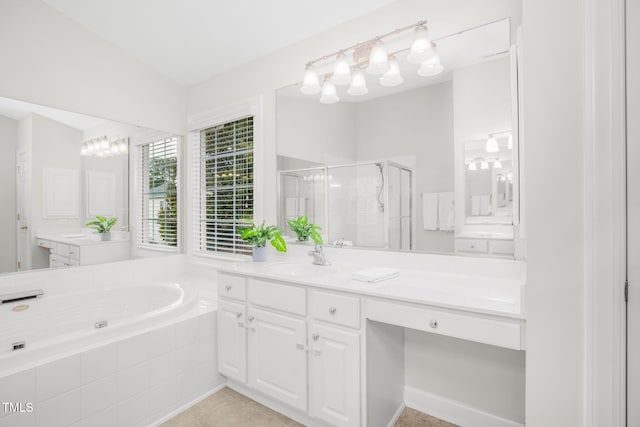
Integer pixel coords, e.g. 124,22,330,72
214,7,526,427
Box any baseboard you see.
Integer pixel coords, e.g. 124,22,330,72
404,386,524,427
386,403,406,427
149,383,226,426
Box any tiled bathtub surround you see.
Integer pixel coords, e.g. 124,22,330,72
0,311,222,427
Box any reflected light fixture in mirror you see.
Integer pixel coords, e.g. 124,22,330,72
485,135,499,153
494,158,503,168
480,160,490,170
81,135,128,157
299,20,444,103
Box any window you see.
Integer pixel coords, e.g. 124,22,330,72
137,136,179,249
193,116,254,255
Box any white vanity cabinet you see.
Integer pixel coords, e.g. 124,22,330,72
37,236,130,267
217,299,247,383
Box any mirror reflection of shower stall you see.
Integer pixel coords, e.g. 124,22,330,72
279,160,413,250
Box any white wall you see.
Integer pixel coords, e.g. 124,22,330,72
522,0,585,425
356,82,454,253
0,0,186,135
29,114,84,269
0,115,18,273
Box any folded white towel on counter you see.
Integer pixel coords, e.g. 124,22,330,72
352,267,400,283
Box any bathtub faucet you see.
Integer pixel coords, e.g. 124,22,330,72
308,244,331,266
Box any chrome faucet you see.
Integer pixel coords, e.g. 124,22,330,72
308,244,331,265
333,238,346,248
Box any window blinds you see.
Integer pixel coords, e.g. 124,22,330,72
192,116,254,256
137,136,179,249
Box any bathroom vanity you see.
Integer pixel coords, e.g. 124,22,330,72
36,233,130,268
214,250,525,427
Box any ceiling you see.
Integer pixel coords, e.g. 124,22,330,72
42,0,395,87
0,97,106,130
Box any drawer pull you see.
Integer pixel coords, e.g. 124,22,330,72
236,312,242,318
470,245,475,249
225,285,232,291
329,307,337,315
312,333,320,341
313,347,322,356
248,315,255,322
248,326,255,332
430,319,439,329
296,342,305,351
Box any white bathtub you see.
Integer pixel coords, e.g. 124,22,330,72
0,260,224,427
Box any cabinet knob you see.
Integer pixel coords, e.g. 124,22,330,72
225,285,232,291
236,312,242,318
248,316,255,322
312,333,320,341
430,319,438,329
296,342,305,351
249,326,255,332
313,347,322,356
237,322,245,328
329,307,337,315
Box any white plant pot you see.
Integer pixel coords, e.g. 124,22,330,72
252,246,267,262
100,232,111,242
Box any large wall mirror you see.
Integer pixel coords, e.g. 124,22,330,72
276,8,521,259
0,96,174,274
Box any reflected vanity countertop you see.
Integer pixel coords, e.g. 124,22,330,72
216,259,524,321
36,232,130,246
455,231,514,240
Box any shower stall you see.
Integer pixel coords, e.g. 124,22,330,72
279,160,413,250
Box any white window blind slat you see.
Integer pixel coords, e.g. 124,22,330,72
192,115,254,256
136,136,179,250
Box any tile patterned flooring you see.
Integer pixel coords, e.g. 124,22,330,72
161,387,458,427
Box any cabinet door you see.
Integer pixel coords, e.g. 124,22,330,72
248,307,307,411
309,323,360,427
217,299,247,383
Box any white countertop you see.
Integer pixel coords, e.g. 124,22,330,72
37,232,130,246
216,260,524,321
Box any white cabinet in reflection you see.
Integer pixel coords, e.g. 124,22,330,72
36,235,130,268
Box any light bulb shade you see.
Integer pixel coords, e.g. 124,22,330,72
301,66,321,95
417,50,443,77
480,160,489,170
320,79,339,104
485,136,499,153
379,55,403,87
494,159,503,168
508,134,513,149
407,26,434,63
348,69,368,96
119,140,128,153
100,137,109,150
366,41,390,75
332,53,352,85
80,146,88,156
468,162,477,171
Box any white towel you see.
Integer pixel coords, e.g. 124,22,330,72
480,195,491,215
352,267,400,283
438,192,455,231
422,193,438,230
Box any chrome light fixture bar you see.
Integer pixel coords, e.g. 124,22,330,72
300,20,444,103
81,135,129,158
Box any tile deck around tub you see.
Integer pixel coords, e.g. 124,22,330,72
161,387,458,427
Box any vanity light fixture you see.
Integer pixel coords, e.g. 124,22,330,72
81,135,128,158
508,134,513,150
300,20,444,103
485,135,499,153
468,161,478,171
494,158,503,168
480,160,489,170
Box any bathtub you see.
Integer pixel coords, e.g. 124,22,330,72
0,259,224,427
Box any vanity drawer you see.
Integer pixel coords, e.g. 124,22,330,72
489,240,514,255
65,245,80,260
454,238,488,253
218,273,247,301
249,279,306,316
310,290,360,329
366,299,522,350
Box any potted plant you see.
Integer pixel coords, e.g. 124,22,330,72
287,216,323,244
238,220,287,262
85,215,118,241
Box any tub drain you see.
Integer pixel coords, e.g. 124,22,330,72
95,320,108,329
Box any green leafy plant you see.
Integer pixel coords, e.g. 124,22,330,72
287,216,323,244
238,221,287,252
85,216,117,234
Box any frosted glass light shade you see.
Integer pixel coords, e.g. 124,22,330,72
468,162,477,171
332,53,352,85
418,51,443,77
485,136,499,153
408,26,433,64
320,79,339,104
348,69,368,96
366,41,390,75
380,55,403,87
508,134,513,149
301,66,321,95
494,159,503,168
480,160,489,170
